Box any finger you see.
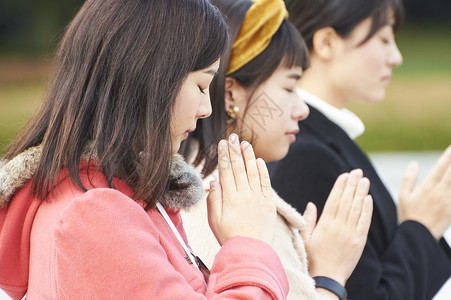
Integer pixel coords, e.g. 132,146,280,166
425,146,451,184
399,161,419,200
228,134,250,190
241,141,261,192
257,158,272,201
347,177,370,226
301,202,317,243
356,195,373,238
217,140,236,193
336,169,363,221
207,181,223,233
438,159,451,189
322,173,349,221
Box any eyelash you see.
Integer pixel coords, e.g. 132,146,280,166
285,88,295,94
199,86,206,94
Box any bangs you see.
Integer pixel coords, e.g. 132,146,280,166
363,0,404,44
265,21,309,70
279,21,310,71
230,20,309,88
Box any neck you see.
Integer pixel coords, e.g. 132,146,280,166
298,60,349,109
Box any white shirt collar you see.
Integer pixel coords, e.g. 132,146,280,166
298,88,365,140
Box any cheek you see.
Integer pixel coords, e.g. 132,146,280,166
173,95,198,132
246,93,288,133
358,45,390,101
254,103,292,160
360,44,386,72
332,48,385,101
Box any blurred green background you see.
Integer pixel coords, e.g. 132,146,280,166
0,0,450,154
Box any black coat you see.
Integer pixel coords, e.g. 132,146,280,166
268,105,451,300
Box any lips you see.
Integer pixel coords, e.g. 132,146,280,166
183,128,196,139
286,129,299,135
286,129,299,143
381,73,392,85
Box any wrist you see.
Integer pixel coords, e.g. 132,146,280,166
400,219,443,241
315,287,341,299
310,269,346,286
313,276,348,300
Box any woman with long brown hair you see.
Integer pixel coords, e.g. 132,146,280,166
0,0,291,298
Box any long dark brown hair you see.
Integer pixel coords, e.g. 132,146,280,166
285,0,404,50
180,0,309,177
4,0,228,209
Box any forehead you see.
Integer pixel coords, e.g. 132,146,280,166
270,65,303,79
190,59,220,77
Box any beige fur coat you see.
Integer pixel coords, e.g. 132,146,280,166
182,169,319,299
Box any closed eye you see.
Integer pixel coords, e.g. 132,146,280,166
199,86,206,94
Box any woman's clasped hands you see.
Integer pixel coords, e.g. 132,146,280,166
302,169,374,286
399,145,451,240
206,133,375,289
207,133,277,246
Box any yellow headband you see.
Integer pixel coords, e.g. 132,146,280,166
226,0,289,75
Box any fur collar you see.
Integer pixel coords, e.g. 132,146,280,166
0,145,203,210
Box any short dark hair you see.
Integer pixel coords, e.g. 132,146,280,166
180,0,309,177
285,0,404,50
5,0,228,209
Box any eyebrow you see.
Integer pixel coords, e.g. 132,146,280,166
288,73,302,80
204,69,219,76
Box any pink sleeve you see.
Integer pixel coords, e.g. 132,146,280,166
207,236,289,299
54,188,288,299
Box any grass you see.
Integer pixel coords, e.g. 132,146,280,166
350,75,451,151
0,58,51,153
0,81,44,151
1,25,450,154
393,24,451,76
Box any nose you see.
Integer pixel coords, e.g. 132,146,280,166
197,91,212,119
292,94,310,121
388,40,403,68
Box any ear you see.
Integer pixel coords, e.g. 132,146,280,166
311,26,342,60
224,77,248,114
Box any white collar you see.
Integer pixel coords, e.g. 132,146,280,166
298,89,365,140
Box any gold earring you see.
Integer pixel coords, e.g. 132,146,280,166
227,104,239,119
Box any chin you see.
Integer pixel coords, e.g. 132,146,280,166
358,91,386,104
266,148,289,163
171,141,181,154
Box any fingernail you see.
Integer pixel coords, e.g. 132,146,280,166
219,140,228,150
339,173,349,182
358,178,369,188
257,158,266,168
351,169,363,179
305,202,314,214
229,133,239,145
241,141,252,151
407,161,419,173
210,181,217,190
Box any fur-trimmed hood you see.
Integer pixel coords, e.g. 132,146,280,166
0,145,203,299
0,145,203,210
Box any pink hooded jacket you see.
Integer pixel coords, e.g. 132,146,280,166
0,146,289,299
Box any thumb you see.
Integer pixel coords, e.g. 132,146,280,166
207,181,223,232
399,161,419,200
301,202,317,243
